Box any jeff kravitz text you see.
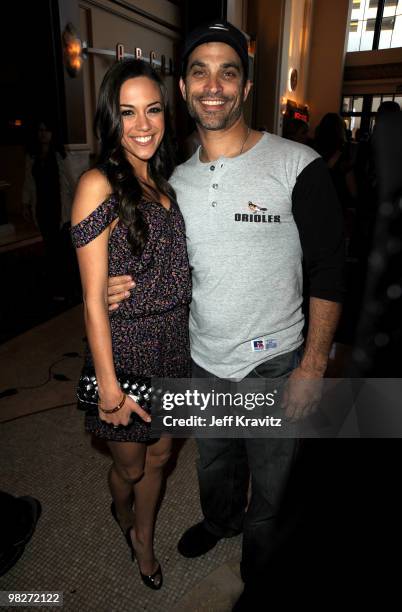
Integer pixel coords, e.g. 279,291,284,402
162,415,282,427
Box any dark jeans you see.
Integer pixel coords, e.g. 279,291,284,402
0,492,32,548
192,347,302,581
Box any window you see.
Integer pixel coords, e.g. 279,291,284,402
369,0,398,8
366,15,396,30
347,0,402,51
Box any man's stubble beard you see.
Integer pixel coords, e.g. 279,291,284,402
186,94,244,131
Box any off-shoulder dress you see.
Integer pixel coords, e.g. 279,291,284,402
71,194,192,442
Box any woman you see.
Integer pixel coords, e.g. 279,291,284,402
71,59,191,589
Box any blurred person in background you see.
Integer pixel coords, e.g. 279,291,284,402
283,117,310,146
353,100,401,260
22,120,76,301
314,113,358,213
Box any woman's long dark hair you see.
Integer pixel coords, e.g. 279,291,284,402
94,59,177,255
27,119,66,159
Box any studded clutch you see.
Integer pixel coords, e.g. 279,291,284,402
76,369,152,414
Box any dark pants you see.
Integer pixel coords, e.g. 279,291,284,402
0,492,33,548
192,347,302,581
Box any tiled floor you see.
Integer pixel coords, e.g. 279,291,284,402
0,307,243,611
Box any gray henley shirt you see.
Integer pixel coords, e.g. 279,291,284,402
170,132,327,379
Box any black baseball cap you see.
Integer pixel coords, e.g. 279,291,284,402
181,21,249,80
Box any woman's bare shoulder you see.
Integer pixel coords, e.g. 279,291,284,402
72,168,113,225
77,167,111,196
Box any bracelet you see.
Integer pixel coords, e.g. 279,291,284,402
98,393,126,414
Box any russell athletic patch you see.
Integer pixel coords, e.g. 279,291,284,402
251,338,278,351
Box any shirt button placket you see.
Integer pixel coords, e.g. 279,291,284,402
210,161,223,209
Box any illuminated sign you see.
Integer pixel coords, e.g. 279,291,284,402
294,111,308,122
283,99,310,123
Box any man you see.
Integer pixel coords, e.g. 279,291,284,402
108,21,344,609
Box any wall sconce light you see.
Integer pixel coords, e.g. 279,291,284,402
62,23,83,77
288,68,298,92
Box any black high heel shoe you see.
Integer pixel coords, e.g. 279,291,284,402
137,561,163,590
110,502,163,590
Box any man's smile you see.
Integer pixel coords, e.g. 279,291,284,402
197,98,229,112
200,99,225,106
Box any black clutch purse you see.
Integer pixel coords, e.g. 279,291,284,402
76,369,153,416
